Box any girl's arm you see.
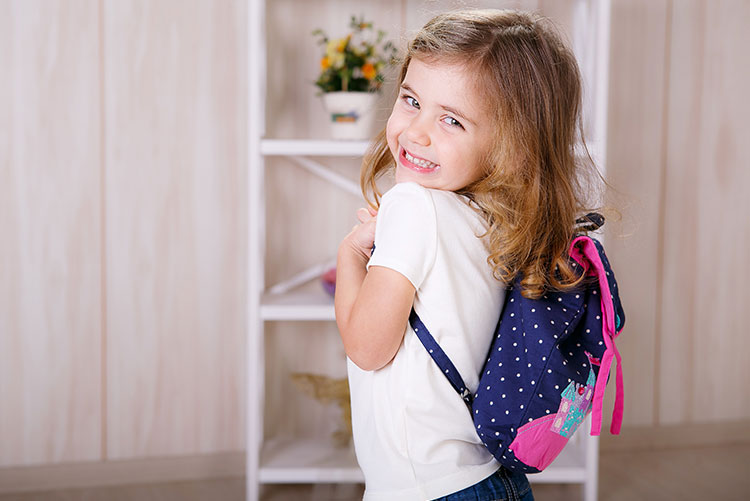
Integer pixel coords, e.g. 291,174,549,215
335,208,416,371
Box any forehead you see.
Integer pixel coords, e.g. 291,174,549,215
402,58,487,119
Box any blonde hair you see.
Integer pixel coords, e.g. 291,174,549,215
361,9,602,298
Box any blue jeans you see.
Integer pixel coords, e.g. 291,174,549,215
432,468,534,501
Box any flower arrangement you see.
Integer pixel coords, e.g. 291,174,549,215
312,16,397,93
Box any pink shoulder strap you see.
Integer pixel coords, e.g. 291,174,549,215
569,236,623,435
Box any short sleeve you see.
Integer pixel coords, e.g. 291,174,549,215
367,182,437,289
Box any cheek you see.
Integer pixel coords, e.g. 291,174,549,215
385,113,400,156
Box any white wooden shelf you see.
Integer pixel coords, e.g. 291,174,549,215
261,139,370,157
261,290,335,321
259,438,363,483
249,1,611,499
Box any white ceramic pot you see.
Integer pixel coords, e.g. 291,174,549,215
322,91,378,140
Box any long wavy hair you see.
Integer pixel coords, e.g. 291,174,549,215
361,9,603,298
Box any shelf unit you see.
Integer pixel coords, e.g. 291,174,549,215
248,1,612,500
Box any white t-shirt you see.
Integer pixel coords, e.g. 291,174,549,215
347,182,506,500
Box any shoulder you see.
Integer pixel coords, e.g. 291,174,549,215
381,182,432,206
378,182,436,224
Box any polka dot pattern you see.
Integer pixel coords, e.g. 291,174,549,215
409,235,625,474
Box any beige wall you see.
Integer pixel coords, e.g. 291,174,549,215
0,0,748,484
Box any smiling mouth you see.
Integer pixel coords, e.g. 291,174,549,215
399,147,440,172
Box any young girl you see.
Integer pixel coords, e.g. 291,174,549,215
335,9,598,501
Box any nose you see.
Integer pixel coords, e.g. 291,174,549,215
403,114,431,147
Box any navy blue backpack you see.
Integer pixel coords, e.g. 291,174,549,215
409,222,625,473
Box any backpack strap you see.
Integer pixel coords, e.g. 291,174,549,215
409,309,474,406
570,236,624,435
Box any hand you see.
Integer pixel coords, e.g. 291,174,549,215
342,206,378,260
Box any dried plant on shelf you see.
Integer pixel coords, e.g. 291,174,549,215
290,372,352,448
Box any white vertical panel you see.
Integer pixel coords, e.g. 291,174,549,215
603,0,670,427
0,0,102,466
691,0,750,422
104,0,246,458
658,0,705,425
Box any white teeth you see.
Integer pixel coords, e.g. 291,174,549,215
404,150,437,168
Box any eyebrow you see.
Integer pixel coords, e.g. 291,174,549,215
400,82,477,127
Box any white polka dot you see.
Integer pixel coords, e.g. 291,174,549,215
542,356,547,361
513,342,518,347
551,320,555,324
520,404,524,409
515,357,520,362
506,410,510,415
516,373,521,377
558,297,562,301
512,327,517,331
501,377,505,381
539,339,543,344
548,369,552,373
531,380,535,385
538,393,543,397
555,385,559,390
529,418,533,422
534,324,538,328
519,388,524,392
502,394,506,398
547,306,551,311
487,386,491,390
498,362,503,367
490,401,494,405
546,409,550,413
527,363,532,368
491,418,496,423
495,431,500,436
531,308,536,312
510,313,515,317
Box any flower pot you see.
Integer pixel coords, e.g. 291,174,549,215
322,91,378,140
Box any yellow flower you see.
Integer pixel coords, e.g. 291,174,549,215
336,35,350,53
321,57,330,70
362,62,376,80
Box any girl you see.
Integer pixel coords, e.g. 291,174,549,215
335,9,598,501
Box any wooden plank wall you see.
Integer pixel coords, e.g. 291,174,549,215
0,0,748,477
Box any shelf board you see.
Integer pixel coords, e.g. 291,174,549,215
261,290,335,321
260,139,370,157
259,437,363,484
531,437,588,483
258,435,587,485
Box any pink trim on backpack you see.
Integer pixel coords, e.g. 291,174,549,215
510,414,569,470
570,237,624,436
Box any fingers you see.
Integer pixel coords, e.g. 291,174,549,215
357,207,377,224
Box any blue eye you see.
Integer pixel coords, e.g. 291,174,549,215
443,116,464,129
404,96,420,109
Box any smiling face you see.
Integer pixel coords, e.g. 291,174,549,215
386,58,496,192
